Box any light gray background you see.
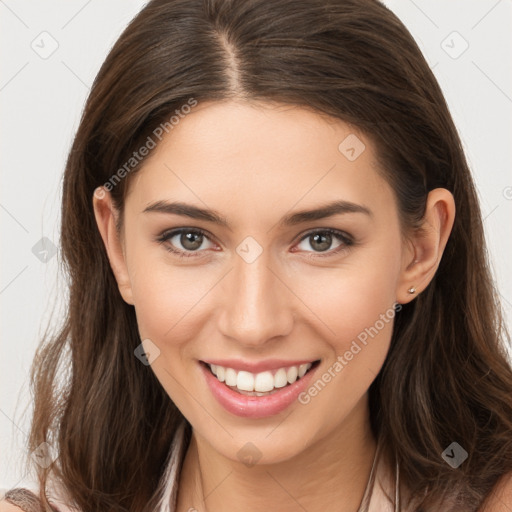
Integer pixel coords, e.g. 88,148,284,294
1,0,511,492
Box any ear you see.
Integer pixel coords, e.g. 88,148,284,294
92,186,134,305
396,188,456,304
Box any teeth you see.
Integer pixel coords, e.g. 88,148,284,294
254,371,274,392
274,368,288,388
287,366,298,384
237,371,254,391
216,366,225,382
208,362,313,393
225,368,237,386
298,364,309,378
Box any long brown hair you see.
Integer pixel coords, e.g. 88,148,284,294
24,0,512,510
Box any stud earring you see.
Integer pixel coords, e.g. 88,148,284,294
407,286,416,294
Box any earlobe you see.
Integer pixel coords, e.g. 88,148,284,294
92,187,134,305
396,188,456,304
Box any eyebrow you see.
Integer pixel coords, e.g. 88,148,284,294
142,199,372,229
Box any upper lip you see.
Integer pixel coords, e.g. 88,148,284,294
201,358,319,374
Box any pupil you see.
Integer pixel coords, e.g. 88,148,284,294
311,232,331,252
182,232,202,250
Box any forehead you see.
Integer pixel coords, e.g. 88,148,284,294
125,100,394,224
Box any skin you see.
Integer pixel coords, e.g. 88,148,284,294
92,99,455,512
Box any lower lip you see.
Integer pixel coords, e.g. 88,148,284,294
200,362,318,418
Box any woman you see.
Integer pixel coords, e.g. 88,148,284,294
2,0,512,511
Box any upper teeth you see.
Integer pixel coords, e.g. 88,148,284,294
209,363,313,392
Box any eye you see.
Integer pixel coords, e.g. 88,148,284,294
156,228,216,258
293,228,354,257
156,227,354,260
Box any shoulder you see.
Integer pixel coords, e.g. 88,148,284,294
1,482,75,512
0,487,63,512
1,487,37,512
0,500,24,511
479,471,512,511
1,487,38,511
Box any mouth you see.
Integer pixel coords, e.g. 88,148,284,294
200,359,320,397
199,358,321,417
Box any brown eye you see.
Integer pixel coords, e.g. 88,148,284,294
156,228,215,257
295,229,353,256
308,232,333,252
179,231,204,251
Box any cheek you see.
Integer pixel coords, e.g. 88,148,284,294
126,252,216,412
290,240,401,418
294,241,401,349
129,262,216,344
121,221,211,342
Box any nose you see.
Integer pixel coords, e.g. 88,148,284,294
217,247,294,347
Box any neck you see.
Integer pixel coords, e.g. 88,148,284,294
176,394,377,512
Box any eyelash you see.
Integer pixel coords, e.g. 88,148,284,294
155,227,354,259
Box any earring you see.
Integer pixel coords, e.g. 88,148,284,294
407,286,416,294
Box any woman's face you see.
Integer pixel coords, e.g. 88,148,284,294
103,100,415,464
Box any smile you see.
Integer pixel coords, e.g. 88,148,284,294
199,359,320,418
208,362,314,395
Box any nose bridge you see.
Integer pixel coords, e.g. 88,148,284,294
218,246,293,346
